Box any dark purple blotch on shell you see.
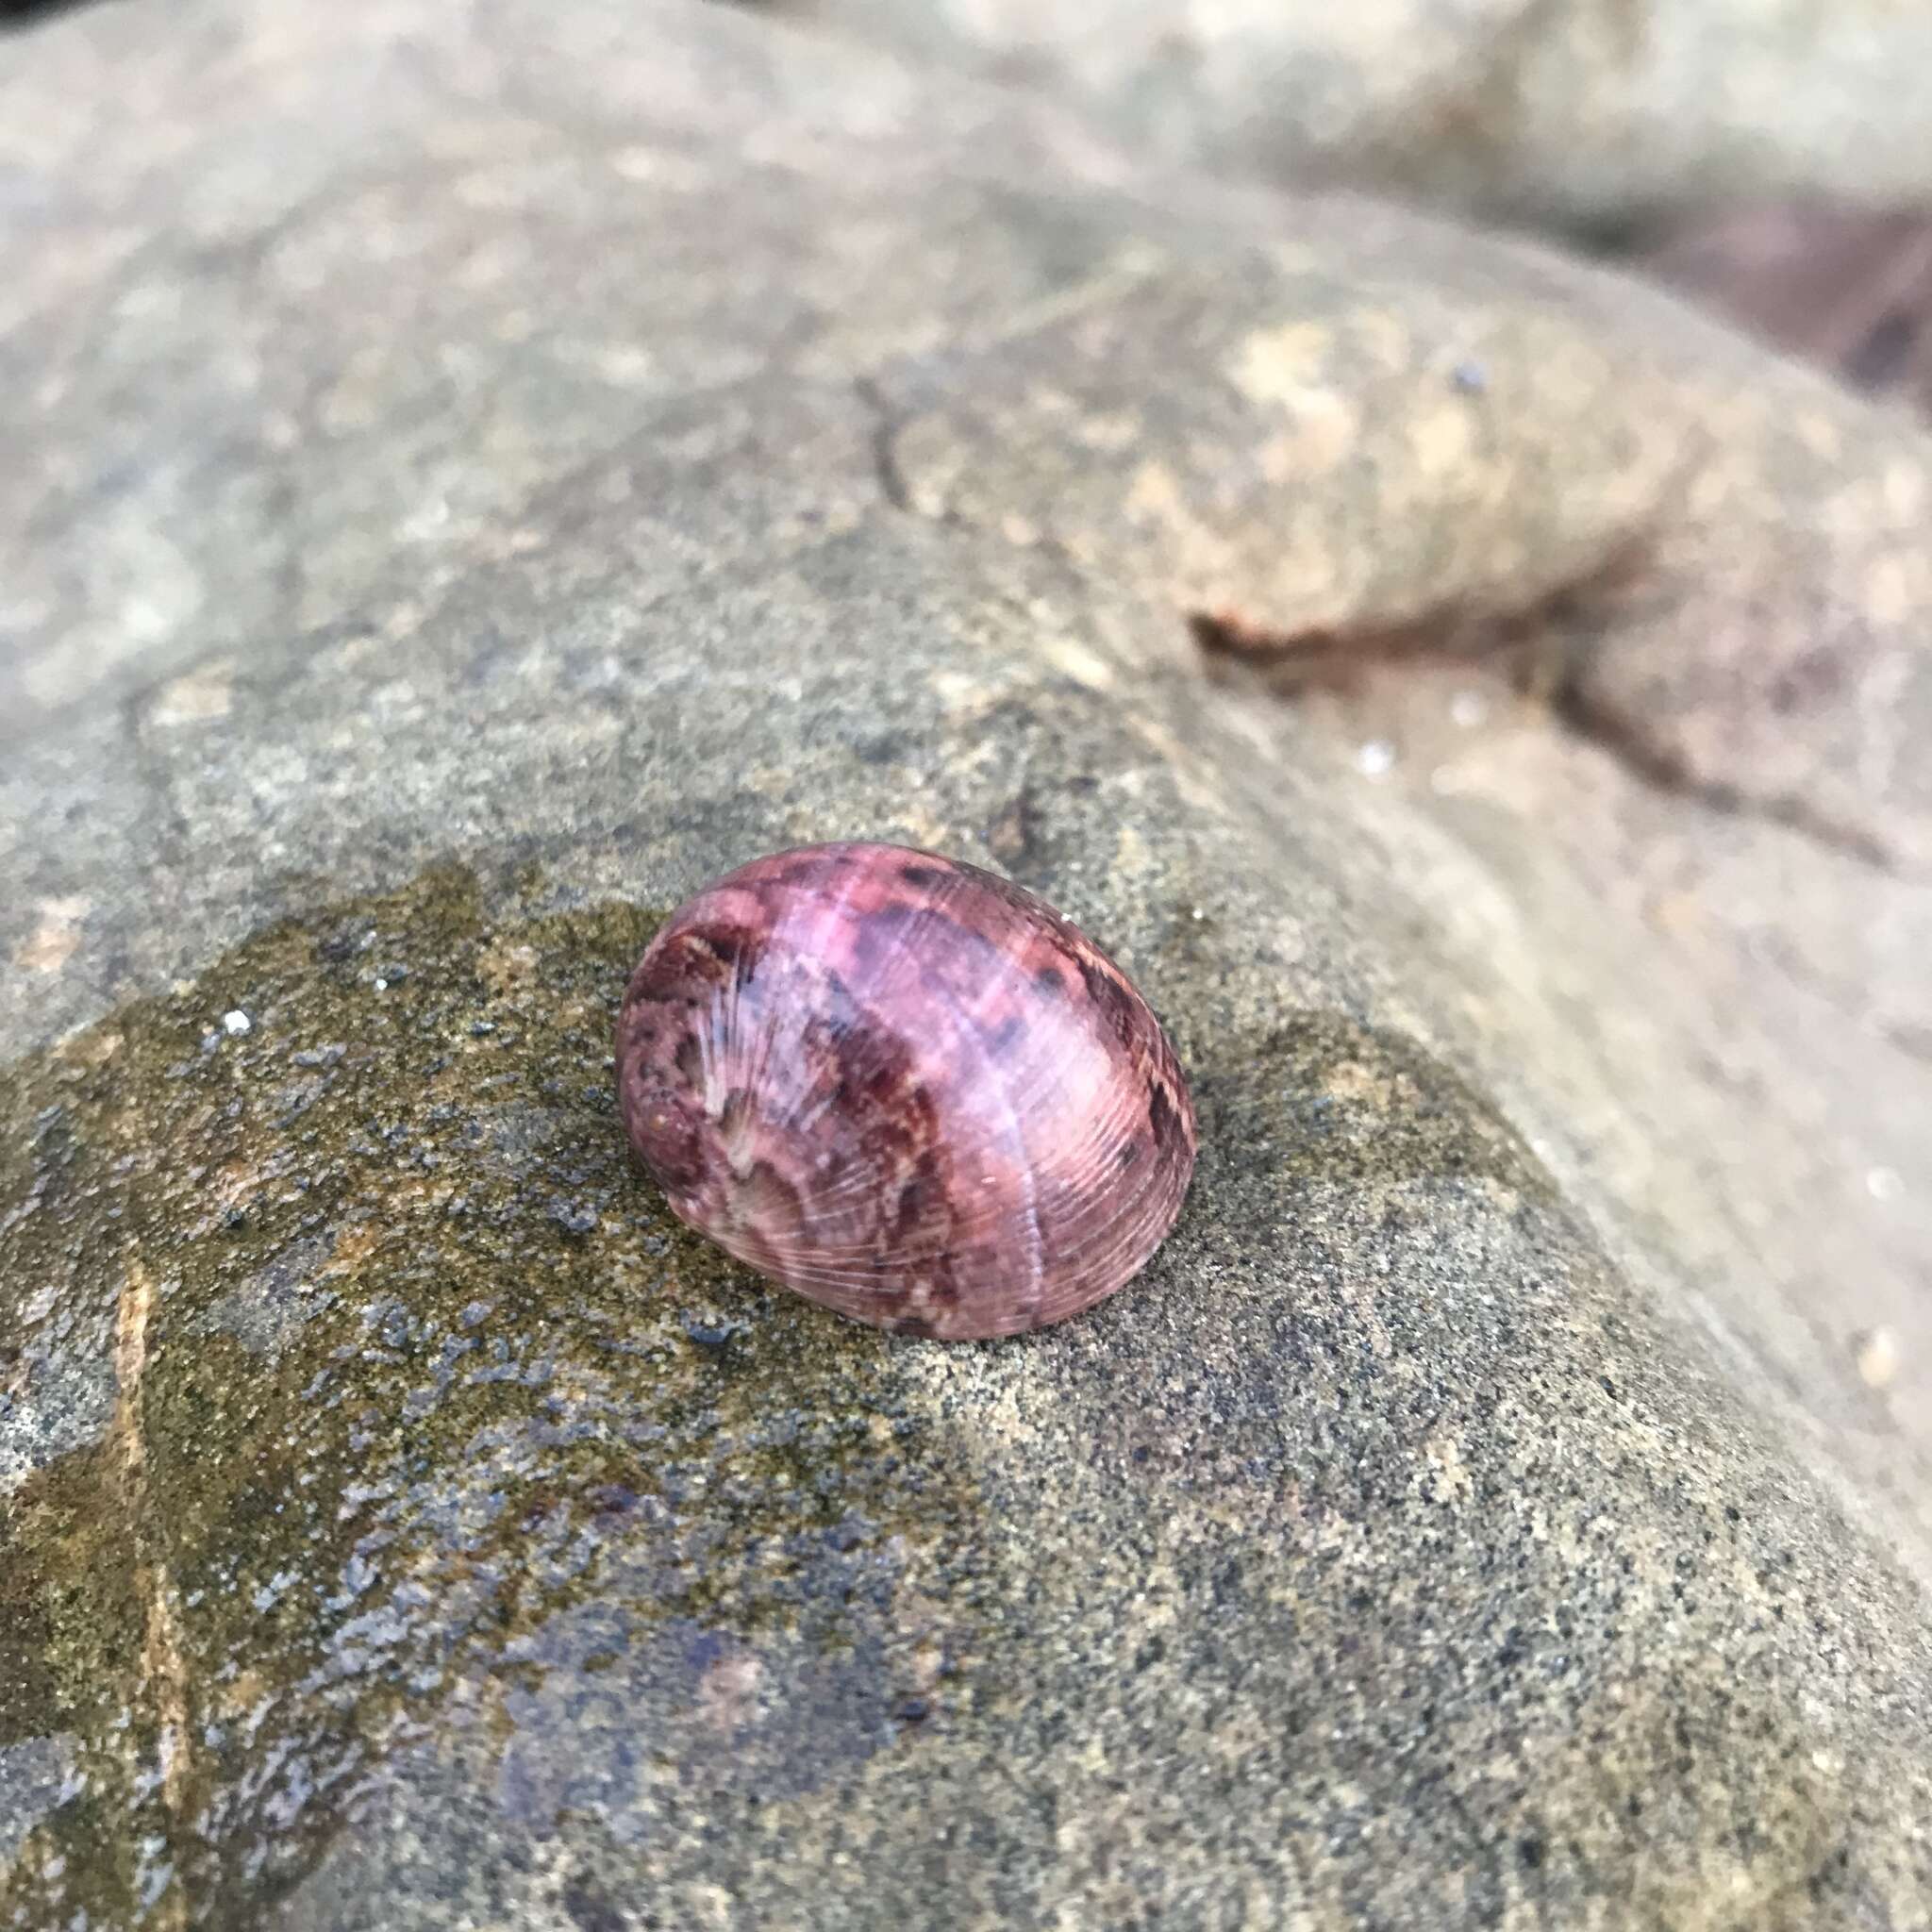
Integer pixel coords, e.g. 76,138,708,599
616,841,1196,1340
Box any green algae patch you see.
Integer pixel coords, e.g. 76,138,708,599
0,867,986,1929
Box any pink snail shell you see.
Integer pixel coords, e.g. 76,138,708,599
615,842,1196,1340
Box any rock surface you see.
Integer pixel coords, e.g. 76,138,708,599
3,2,1932,1928
772,0,1932,231
1643,204,1932,425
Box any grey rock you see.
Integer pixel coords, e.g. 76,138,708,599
201,1231,341,1361
776,0,1932,231
0,1342,117,1502
0,1738,83,1866
2,3,1931,1930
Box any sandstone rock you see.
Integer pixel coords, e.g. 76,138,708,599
3,3,1930,1927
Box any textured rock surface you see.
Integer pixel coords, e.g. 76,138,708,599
771,0,1932,230
3,2,1932,1928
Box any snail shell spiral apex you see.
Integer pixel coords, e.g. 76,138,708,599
616,841,1196,1339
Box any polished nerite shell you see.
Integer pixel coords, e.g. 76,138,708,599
616,842,1195,1339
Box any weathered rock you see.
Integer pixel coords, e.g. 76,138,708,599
1642,204,1932,424
3,3,1931,1929
773,0,1932,232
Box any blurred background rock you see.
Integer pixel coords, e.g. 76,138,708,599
758,0,1932,419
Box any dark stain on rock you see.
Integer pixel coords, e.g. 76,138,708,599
985,789,1042,873
0,864,988,1928
561,1874,627,1932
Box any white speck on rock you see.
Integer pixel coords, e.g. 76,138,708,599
1856,1327,1900,1390
222,1009,252,1036
399,494,448,541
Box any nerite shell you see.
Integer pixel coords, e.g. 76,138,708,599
616,842,1196,1339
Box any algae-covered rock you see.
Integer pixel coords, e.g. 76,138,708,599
3,2,1931,1927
